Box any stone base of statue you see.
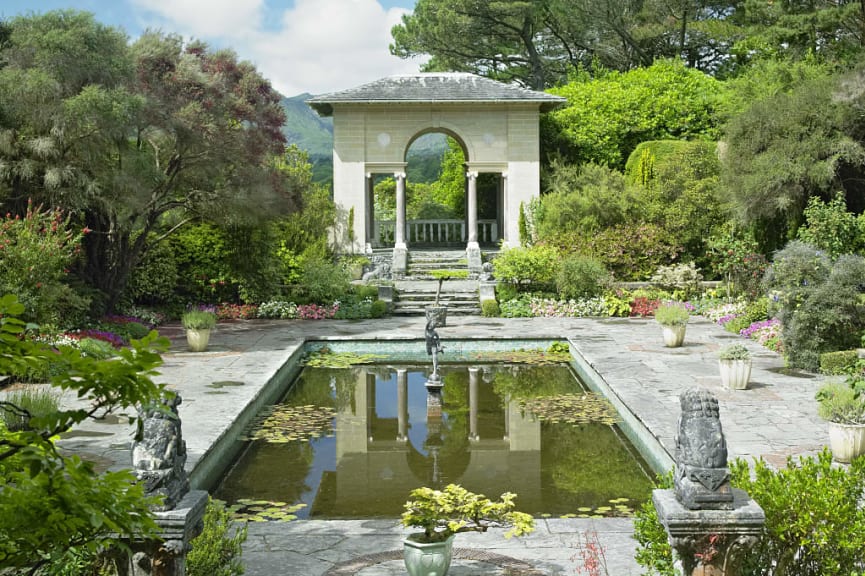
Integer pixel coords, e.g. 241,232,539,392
425,372,443,390
466,245,482,276
392,245,408,278
653,488,764,576
127,489,208,576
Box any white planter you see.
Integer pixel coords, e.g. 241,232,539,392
828,421,865,463
719,359,752,390
185,328,211,352
403,534,455,576
661,324,686,348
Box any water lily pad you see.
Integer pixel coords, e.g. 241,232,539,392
230,500,306,522
519,393,620,426
303,348,385,368
241,404,336,443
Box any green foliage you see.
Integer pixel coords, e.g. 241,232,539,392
767,246,865,370
518,202,529,247
721,70,865,249
537,161,638,240
0,293,166,570
77,337,117,360
492,245,559,291
0,202,87,325
481,299,501,318
0,385,62,432
125,235,179,306
819,350,860,375
706,225,768,298
797,193,862,258
729,450,865,575
187,498,248,576
624,141,691,186
815,381,865,424
583,223,681,281
370,299,387,319
633,472,674,576
431,137,466,216
171,223,237,304
546,61,723,169
654,303,690,326
292,258,350,304
555,254,611,299
182,310,217,330
401,484,535,543
719,343,751,361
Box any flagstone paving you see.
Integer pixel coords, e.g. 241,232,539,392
47,314,831,575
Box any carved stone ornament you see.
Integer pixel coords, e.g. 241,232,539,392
674,389,734,510
132,393,189,512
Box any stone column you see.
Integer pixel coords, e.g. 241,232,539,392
397,368,408,442
392,172,408,276
654,389,764,576
468,367,479,442
365,173,374,251
465,170,482,275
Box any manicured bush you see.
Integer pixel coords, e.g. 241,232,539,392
819,350,860,375
555,254,611,300
481,299,500,317
171,223,238,304
584,222,681,281
125,236,179,306
294,257,350,304
187,498,247,576
370,299,387,318
492,245,559,291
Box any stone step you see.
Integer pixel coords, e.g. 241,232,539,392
392,306,481,315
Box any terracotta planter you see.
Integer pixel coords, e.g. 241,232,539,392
719,359,752,390
828,421,865,463
185,328,211,352
403,534,455,576
661,324,686,347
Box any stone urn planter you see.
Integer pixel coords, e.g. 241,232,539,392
181,310,217,352
827,422,865,463
816,379,865,463
655,303,689,348
718,344,752,390
403,534,455,576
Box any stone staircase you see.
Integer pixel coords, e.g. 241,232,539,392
391,279,481,316
406,250,469,279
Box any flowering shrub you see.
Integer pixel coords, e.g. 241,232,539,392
741,318,783,353
700,301,747,323
116,305,166,327
630,297,661,317
69,329,125,348
297,303,339,320
0,200,87,324
257,301,299,319
216,303,258,320
529,296,608,317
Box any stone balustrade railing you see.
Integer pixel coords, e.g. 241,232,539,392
373,219,497,246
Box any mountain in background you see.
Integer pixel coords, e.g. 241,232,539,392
280,93,448,186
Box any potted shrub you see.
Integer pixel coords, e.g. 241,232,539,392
181,310,217,352
401,484,534,576
815,377,865,463
655,302,690,347
719,343,752,390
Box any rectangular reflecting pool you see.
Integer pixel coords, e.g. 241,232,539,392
214,362,654,519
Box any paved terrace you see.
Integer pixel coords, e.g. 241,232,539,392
50,315,829,575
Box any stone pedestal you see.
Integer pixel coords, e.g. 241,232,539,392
466,245,482,276
128,489,208,576
653,488,764,576
392,246,408,278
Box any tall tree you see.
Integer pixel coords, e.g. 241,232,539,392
0,12,298,311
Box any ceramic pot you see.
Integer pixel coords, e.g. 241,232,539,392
719,359,752,390
661,324,686,347
828,421,865,463
403,534,455,576
186,328,211,352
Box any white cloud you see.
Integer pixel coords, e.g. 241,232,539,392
130,0,425,96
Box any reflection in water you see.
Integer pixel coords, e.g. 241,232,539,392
215,364,653,518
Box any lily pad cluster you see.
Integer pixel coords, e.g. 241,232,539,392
520,393,620,426
227,499,306,522
543,498,635,519
469,348,570,365
241,404,335,443
303,348,385,368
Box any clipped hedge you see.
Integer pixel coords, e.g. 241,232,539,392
819,350,860,375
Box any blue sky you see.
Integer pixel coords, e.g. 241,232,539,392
0,0,424,96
